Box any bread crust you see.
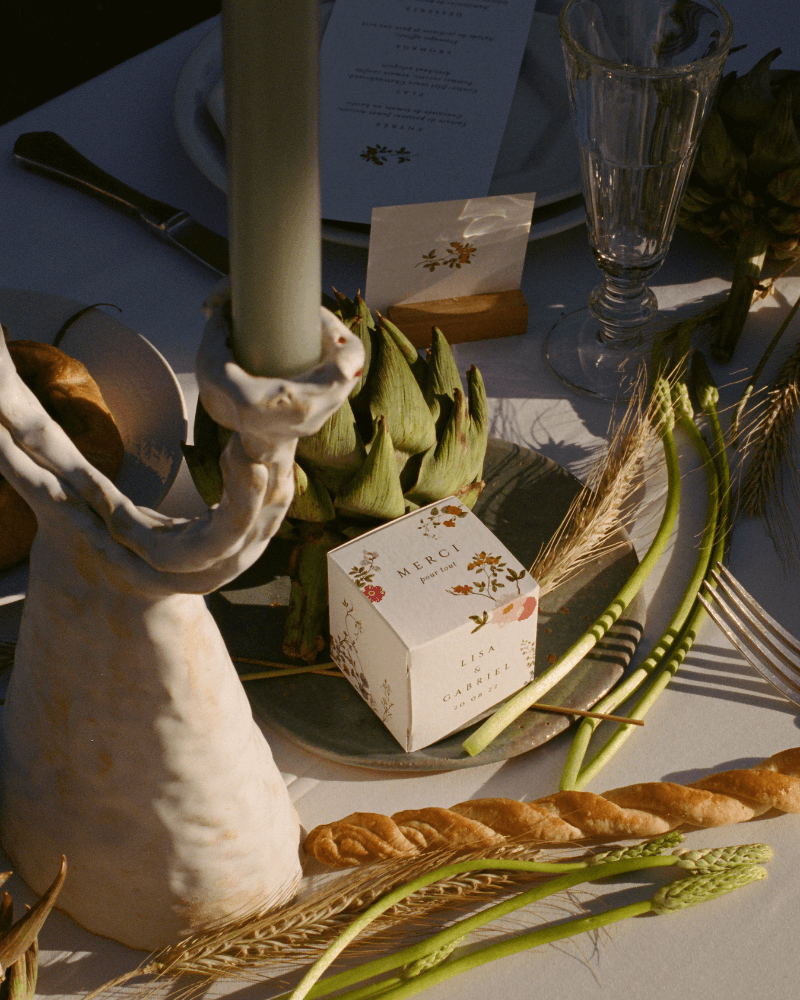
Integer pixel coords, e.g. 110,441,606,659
0,338,124,570
304,747,800,866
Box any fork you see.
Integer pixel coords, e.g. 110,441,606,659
698,563,800,707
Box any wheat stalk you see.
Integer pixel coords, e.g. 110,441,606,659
531,374,661,596
738,338,800,563
88,841,590,1000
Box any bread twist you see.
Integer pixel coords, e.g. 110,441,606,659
304,748,800,866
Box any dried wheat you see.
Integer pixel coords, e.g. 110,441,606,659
531,376,662,595
738,339,800,562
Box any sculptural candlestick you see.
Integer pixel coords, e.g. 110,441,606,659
0,294,363,950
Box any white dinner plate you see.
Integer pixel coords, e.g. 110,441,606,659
0,289,188,606
173,9,585,247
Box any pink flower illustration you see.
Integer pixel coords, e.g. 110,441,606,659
489,594,537,628
363,584,385,603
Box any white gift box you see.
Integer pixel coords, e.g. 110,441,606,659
327,497,539,751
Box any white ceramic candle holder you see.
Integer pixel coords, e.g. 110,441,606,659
0,293,363,950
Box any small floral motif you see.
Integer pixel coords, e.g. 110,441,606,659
360,144,414,166
331,601,393,723
417,503,468,539
447,551,531,630
416,242,479,272
363,584,385,603
490,594,538,628
447,550,526,602
521,637,536,680
349,550,380,588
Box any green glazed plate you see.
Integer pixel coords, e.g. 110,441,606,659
212,439,645,771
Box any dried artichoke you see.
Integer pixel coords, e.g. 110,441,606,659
679,49,800,361
184,292,488,662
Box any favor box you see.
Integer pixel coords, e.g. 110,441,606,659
327,497,539,751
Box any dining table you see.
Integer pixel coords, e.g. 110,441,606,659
1,1,800,998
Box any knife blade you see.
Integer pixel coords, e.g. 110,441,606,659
14,131,229,276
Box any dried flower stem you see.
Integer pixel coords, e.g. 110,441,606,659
88,843,575,998
738,336,800,561
531,376,659,596
731,285,800,444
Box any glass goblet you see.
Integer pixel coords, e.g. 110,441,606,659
545,0,733,400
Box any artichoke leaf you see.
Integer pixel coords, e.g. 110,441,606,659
368,326,437,458
406,371,488,507
295,395,366,492
694,111,747,191
333,290,373,406
768,163,800,207
423,326,464,429
335,416,407,521
376,312,429,388
286,463,336,522
719,49,781,129
749,85,800,181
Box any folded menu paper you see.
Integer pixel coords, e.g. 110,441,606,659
365,193,535,317
319,0,537,224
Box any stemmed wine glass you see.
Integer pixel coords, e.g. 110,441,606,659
546,0,733,400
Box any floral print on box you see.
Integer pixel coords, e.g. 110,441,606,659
331,600,393,723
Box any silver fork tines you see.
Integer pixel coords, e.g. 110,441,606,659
698,563,800,708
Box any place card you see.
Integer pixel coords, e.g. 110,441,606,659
364,193,534,344
319,0,537,224
328,497,539,752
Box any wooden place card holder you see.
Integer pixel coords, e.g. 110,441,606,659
387,289,528,349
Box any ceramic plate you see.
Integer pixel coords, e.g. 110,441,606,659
0,289,188,606
173,9,585,247
212,439,646,771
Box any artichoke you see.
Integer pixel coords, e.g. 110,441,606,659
185,292,488,662
678,49,800,362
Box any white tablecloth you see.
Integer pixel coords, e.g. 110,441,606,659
1,3,799,998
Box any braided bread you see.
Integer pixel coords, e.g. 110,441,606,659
304,748,800,866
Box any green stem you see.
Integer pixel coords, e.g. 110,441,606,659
569,361,731,789
339,901,656,1000
288,855,678,1000
731,286,800,446
711,225,770,365
560,412,719,790
336,864,766,1000
462,398,681,758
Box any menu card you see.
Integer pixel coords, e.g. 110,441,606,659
319,0,537,224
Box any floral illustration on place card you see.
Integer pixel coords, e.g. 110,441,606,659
416,242,479,272
365,193,535,317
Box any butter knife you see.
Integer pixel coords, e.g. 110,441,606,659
14,131,229,276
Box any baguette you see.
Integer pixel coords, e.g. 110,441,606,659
304,747,800,866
